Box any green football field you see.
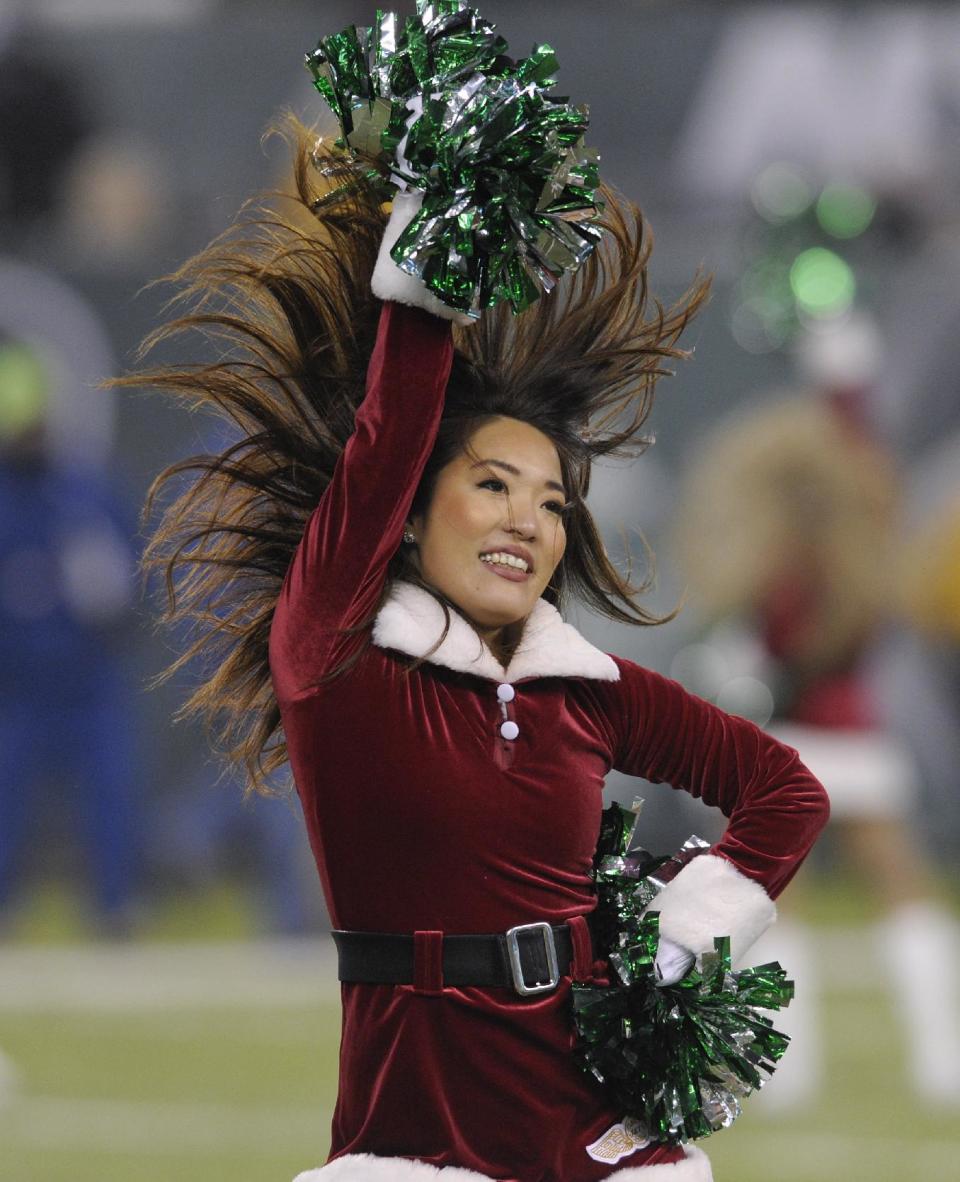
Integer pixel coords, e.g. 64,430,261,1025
1,882,958,1182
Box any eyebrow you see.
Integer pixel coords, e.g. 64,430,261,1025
470,458,567,496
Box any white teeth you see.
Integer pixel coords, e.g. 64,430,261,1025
480,551,529,572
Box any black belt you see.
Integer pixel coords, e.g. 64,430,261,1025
333,921,578,996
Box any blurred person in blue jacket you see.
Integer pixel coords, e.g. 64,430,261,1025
0,334,142,936
147,417,321,936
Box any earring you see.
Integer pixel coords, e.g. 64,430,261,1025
403,527,417,545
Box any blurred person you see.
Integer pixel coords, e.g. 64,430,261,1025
0,257,116,470
894,454,960,858
146,418,323,935
120,12,829,1181
156,747,321,935
0,331,142,937
901,482,960,651
674,5,950,203
0,4,93,240
673,320,960,1109
54,132,175,273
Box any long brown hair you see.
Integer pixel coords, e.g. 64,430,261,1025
119,118,709,794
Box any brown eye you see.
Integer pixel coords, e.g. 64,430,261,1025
478,478,507,493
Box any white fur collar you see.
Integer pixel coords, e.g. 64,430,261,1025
371,581,620,684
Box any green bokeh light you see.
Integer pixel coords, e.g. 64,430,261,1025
816,183,876,239
0,343,49,440
789,247,856,317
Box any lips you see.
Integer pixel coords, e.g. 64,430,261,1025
481,559,530,583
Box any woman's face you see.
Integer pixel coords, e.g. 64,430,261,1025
410,416,568,635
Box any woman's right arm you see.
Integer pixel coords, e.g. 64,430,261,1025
269,300,453,700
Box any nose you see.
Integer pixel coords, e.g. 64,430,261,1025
504,498,537,540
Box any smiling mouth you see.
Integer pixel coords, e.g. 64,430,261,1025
479,550,532,575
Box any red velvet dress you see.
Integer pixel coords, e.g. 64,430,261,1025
269,303,829,1182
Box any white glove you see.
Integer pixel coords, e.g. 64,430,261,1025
654,936,696,987
371,191,475,326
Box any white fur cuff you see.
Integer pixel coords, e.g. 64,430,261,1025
651,854,776,966
293,1145,712,1181
293,1155,494,1181
371,192,475,325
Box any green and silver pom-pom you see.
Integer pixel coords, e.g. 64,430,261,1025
573,803,794,1144
305,1,603,317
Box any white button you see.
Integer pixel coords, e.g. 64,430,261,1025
496,683,515,702
500,720,520,741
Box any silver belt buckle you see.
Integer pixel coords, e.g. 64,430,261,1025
505,921,560,996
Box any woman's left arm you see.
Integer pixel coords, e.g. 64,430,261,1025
600,655,830,964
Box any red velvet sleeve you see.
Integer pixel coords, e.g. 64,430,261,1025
603,656,830,899
269,302,454,700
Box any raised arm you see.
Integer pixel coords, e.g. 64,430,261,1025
598,655,830,963
270,300,453,701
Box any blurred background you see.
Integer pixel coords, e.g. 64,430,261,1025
1,1,959,1179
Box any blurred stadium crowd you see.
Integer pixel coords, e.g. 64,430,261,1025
1,0,959,1116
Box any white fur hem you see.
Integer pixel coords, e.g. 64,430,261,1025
293,1144,711,1180
651,853,776,966
371,192,475,325
293,1156,493,1180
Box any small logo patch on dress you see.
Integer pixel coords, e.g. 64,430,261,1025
585,1117,650,1163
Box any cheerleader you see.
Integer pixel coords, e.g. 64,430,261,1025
125,9,829,1179
673,324,960,1109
